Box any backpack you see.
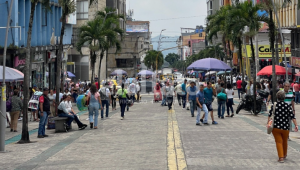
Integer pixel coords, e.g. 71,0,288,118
99,88,109,100
6,97,12,112
217,88,227,100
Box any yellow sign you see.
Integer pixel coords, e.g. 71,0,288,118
2,86,6,101
244,45,291,58
67,62,75,65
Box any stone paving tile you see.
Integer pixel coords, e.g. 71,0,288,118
175,101,300,169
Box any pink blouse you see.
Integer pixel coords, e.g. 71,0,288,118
88,92,100,101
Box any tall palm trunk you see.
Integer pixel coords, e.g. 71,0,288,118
56,14,66,105
98,50,104,87
238,38,245,84
91,52,96,84
18,2,36,144
269,9,277,102
250,37,257,115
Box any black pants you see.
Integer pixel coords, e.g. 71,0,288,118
70,111,84,128
119,98,127,117
137,92,140,102
167,96,173,110
177,94,182,105
111,95,116,109
226,98,234,115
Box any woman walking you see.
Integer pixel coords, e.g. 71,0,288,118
268,91,298,163
10,90,23,132
225,84,234,117
86,85,103,129
111,85,117,110
117,83,130,120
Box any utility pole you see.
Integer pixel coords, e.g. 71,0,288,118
1,0,13,152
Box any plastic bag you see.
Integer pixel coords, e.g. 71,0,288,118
186,102,190,110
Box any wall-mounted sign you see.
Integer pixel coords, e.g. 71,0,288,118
126,24,148,32
244,45,291,58
290,56,300,68
14,56,26,68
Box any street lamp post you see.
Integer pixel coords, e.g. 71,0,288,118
1,0,13,152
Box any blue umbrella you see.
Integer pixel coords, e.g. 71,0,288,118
67,71,76,78
110,69,127,76
138,70,154,75
187,58,232,71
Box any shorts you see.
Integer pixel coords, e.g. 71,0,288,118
205,102,213,111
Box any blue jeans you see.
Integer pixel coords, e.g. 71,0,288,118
196,104,209,124
89,102,99,127
190,100,196,116
295,91,300,104
101,100,109,118
119,98,127,117
238,88,242,99
218,100,226,117
182,94,186,108
38,111,48,136
58,113,74,126
161,95,166,106
70,111,84,127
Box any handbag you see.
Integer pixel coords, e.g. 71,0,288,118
267,102,276,134
217,89,227,100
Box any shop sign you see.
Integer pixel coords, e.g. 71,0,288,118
14,56,26,68
290,56,300,68
244,45,291,58
32,54,44,63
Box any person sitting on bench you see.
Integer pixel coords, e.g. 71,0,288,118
65,95,87,130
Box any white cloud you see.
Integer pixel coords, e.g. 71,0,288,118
126,0,207,37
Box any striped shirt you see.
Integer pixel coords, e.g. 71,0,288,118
284,91,294,105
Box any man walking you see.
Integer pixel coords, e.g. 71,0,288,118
201,82,217,125
37,88,51,138
174,82,182,106
236,78,242,100
294,81,299,104
196,84,209,126
127,80,136,111
161,82,167,106
217,83,226,119
186,80,197,117
181,79,187,108
99,82,111,118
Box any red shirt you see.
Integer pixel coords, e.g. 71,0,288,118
39,95,44,103
237,80,242,89
294,83,299,92
95,82,99,89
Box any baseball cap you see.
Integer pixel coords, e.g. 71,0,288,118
33,85,37,87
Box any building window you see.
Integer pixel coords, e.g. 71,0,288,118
77,1,88,19
116,59,134,68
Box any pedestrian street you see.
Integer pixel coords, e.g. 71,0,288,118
2,94,300,170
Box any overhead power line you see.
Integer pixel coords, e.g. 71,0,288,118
148,15,206,21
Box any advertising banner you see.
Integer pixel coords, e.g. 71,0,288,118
244,45,291,58
126,24,148,32
290,56,300,68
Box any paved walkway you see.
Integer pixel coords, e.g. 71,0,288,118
1,94,300,170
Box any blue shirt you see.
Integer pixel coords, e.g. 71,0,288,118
181,83,186,94
187,86,197,100
196,91,204,104
204,87,213,103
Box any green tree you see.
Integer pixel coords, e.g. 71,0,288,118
56,0,76,107
96,8,124,84
165,53,180,66
144,50,164,71
19,0,51,144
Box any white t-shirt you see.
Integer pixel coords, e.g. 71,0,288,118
99,87,110,97
174,84,182,94
53,93,64,101
64,101,72,112
165,85,175,97
233,77,236,83
128,83,136,94
225,89,234,99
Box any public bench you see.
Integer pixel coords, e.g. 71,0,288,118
51,117,72,132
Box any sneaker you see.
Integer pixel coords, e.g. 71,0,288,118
85,118,89,121
79,124,87,130
212,121,218,125
200,119,203,123
64,123,69,132
90,123,93,129
43,135,49,137
121,117,124,120
191,114,194,117
221,117,224,119
18,117,23,121
196,123,202,126
37,135,44,138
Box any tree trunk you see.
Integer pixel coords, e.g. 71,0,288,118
56,13,66,106
250,37,257,115
18,2,36,144
238,38,245,84
98,50,104,87
269,9,277,102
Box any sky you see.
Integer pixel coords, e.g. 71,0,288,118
126,0,207,37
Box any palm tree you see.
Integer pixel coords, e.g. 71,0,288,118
18,0,50,144
228,1,268,114
144,50,164,71
55,0,76,106
96,8,124,85
76,17,107,84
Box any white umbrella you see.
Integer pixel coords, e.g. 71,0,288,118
205,71,216,76
0,66,24,82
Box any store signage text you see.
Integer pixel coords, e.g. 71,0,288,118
259,46,290,53
290,56,300,68
14,56,25,68
245,45,291,58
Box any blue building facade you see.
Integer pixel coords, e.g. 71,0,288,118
0,0,74,88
